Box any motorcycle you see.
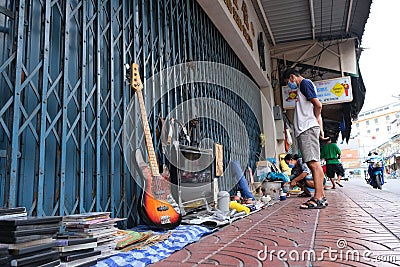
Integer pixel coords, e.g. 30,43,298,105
365,156,384,190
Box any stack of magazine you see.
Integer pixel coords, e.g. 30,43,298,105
0,215,62,267
0,207,27,220
0,207,26,267
62,212,122,259
0,244,10,267
54,237,99,267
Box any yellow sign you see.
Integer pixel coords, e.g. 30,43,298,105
288,91,297,100
330,83,344,97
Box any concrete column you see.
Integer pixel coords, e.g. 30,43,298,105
260,85,277,159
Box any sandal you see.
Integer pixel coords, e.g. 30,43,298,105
298,191,312,198
300,197,328,209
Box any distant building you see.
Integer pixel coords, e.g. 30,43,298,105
375,134,400,174
340,149,360,168
339,102,400,168
354,102,400,140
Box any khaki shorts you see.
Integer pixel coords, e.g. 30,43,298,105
297,126,320,163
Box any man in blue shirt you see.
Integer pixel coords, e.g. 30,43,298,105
285,69,329,209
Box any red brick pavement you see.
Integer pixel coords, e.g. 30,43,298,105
151,181,400,266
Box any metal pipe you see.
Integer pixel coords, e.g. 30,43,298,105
346,0,354,33
309,0,316,39
255,0,275,46
37,0,52,217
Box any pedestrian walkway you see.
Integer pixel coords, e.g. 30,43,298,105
151,181,400,266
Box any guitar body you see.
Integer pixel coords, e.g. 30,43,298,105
136,150,181,229
128,63,181,229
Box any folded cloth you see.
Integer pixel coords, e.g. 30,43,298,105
95,225,213,267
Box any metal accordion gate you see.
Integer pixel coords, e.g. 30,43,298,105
0,0,262,227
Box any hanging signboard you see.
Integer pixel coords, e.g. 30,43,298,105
282,76,353,109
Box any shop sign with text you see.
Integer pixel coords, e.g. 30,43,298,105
282,76,353,109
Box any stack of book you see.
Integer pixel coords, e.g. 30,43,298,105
0,244,10,267
0,207,27,219
0,216,62,267
62,212,122,259
54,237,99,267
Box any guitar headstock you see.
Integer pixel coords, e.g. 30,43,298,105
128,63,143,92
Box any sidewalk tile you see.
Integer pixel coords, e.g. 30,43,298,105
150,182,400,266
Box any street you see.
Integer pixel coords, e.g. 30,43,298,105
343,176,400,195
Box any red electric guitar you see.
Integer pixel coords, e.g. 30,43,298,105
129,63,181,229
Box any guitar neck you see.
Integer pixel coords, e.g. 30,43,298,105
137,90,160,177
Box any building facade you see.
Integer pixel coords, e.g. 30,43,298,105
0,0,372,225
340,102,400,168
0,0,275,225
354,102,400,141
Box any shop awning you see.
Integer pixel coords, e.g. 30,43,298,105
252,0,372,46
252,0,372,143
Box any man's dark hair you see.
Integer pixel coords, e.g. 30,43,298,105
284,68,301,80
284,153,300,161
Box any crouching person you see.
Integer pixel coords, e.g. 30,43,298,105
284,154,324,198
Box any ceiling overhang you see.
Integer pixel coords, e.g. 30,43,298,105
252,0,372,47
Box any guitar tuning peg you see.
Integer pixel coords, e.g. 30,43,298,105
125,66,132,82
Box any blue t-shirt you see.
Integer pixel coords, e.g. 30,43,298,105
300,79,317,100
293,79,319,137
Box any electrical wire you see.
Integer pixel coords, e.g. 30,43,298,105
312,0,334,73
294,39,346,66
282,0,352,72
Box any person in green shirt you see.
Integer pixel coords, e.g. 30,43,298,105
320,138,345,188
